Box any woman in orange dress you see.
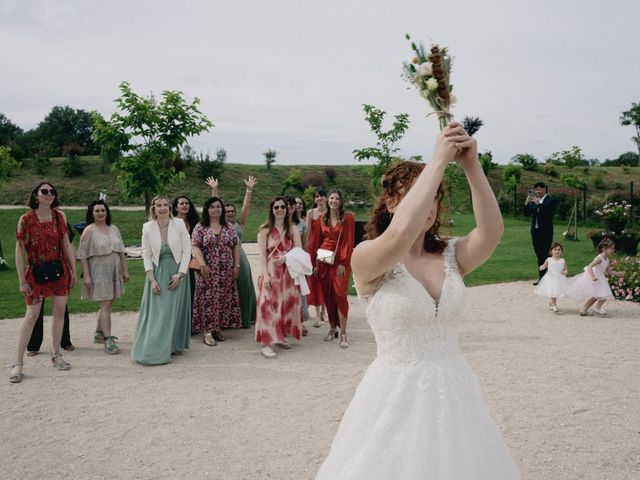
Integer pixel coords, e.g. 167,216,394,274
312,189,355,348
10,182,77,383
306,188,327,327
255,196,303,358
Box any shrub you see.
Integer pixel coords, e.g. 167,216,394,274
544,162,558,177
303,173,324,188
61,143,84,177
302,186,315,209
502,164,522,185
592,172,606,190
478,151,493,175
283,168,304,194
0,146,20,181
34,152,50,175
609,256,640,302
197,148,226,179
324,166,337,183
511,153,538,171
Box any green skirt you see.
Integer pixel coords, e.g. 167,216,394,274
132,244,191,365
237,247,256,328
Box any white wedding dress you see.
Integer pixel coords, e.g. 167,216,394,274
315,239,521,479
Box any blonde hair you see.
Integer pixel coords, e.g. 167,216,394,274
149,195,173,221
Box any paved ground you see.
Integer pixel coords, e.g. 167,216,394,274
1,244,639,479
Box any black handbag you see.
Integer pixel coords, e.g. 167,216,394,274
31,210,65,284
32,260,64,284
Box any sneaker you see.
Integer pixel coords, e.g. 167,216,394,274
261,346,277,359
93,330,106,344
594,308,607,315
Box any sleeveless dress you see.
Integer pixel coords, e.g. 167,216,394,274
255,228,303,344
306,215,325,307
533,257,569,298
76,227,126,301
315,239,521,479
132,243,191,365
235,222,257,328
567,255,614,301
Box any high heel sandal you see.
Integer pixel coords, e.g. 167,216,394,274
324,328,337,342
313,318,321,328
51,354,71,370
203,332,216,346
9,361,24,383
340,334,349,349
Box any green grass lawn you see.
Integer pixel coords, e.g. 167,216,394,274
0,208,601,319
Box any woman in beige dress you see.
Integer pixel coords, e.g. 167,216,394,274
77,200,129,354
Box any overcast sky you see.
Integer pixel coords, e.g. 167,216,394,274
1,0,638,165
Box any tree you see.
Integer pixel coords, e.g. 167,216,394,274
197,148,226,179
353,104,410,186
511,153,538,171
619,102,640,166
96,81,213,213
30,106,99,157
602,151,639,167
0,146,20,182
91,111,129,173
0,114,26,160
263,149,277,169
478,151,494,175
548,146,586,168
503,164,522,217
61,143,84,177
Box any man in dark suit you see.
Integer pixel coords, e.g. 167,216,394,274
524,182,556,285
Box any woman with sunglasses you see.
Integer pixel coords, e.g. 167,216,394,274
207,176,258,329
255,196,303,358
306,188,328,327
10,182,77,383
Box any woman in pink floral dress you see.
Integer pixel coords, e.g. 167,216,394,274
255,196,303,358
191,197,241,346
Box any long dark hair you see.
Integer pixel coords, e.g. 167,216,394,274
28,181,60,209
364,161,447,253
172,195,200,233
85,199,112,225
295,196,307,218
200,197,227,228
286,196,300,225
259,196,292,239
323,189,345,226
312,187,327,208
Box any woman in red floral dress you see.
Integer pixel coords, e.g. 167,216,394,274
10,182,77,383
191,197,241,346
255,196,303,358
310,189,355,348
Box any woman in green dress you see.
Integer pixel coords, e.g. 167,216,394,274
207,176,257,329
132,195,192,365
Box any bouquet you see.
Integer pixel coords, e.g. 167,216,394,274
402,34,456,130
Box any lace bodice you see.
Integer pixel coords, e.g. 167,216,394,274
362,239,466,362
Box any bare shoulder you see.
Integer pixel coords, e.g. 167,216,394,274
80,223,95,240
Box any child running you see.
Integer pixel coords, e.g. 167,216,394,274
534,241,569,313
568,238,621,316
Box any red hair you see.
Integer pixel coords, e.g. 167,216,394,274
364,161,447,253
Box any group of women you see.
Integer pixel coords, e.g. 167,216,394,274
9,176,356,381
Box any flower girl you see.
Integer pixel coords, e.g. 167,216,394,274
534,242,569,312
568,238,621,316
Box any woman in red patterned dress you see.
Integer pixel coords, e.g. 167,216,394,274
10,182,77,383
191,196,241,346
306,188,327,327
255,196,303,358
312,189,355,348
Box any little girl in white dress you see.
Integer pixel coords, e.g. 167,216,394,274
568,238,621,316
534,242,569,312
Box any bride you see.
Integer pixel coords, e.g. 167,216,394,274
315,123,521,479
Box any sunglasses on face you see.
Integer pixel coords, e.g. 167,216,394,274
273,205,286,210
40,188,56,196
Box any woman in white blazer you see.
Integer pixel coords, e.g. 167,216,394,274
131,195,192,365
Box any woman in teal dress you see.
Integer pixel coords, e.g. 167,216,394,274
207,175,257,329
132,195,192,365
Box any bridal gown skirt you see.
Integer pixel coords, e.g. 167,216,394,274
315,352,521,480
